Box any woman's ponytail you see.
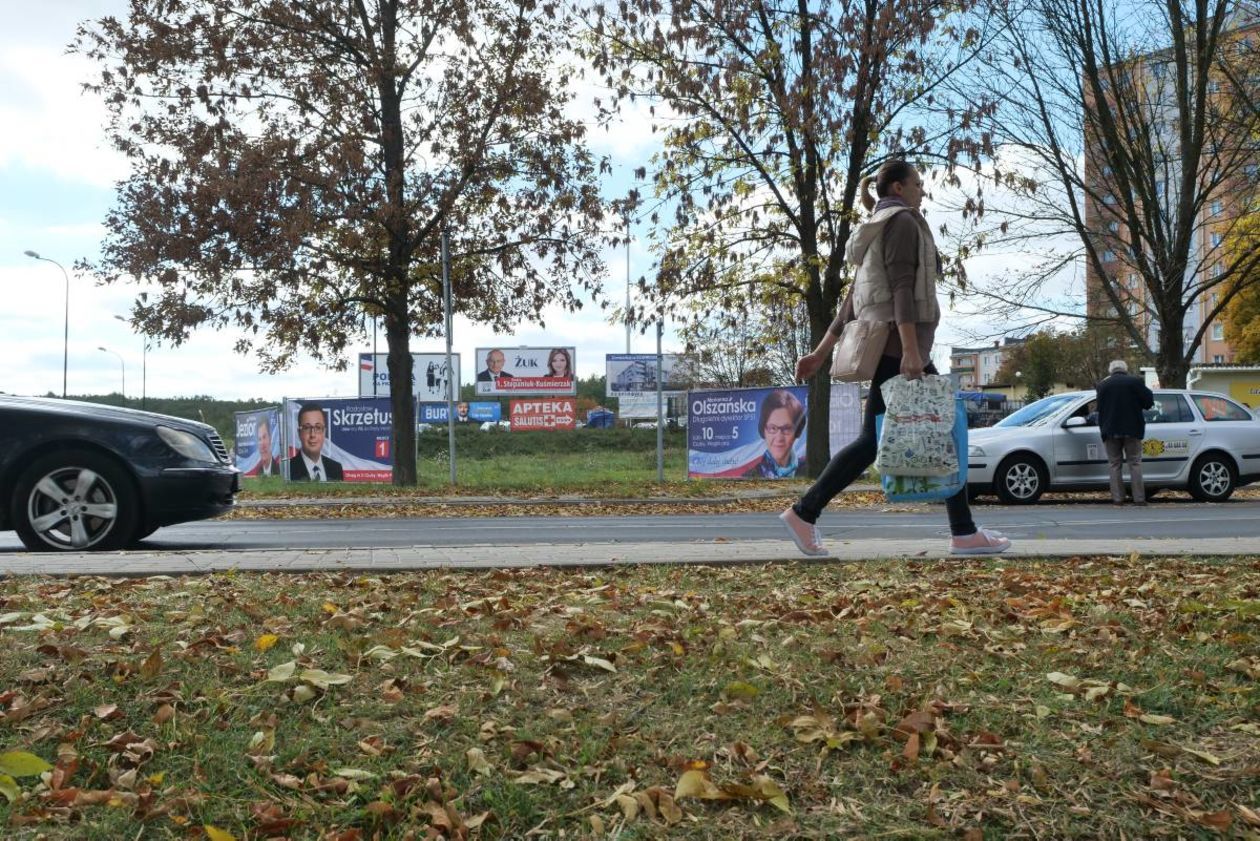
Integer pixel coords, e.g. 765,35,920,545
859,176,876,212
861,160,917,214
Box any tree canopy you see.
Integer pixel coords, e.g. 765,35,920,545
76,0,607,484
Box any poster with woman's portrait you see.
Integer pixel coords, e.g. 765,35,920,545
686,386,809,479
473,346,577,396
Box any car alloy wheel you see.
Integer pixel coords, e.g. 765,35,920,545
995,455,1045,505
1188,454,1235,502
12,450,140,552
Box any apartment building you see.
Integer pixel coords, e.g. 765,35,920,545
1083,13,1259,365
949,337,1026,389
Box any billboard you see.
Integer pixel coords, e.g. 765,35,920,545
510,398,577,431
358,352,460,401
618,393,666,420
282,396,402,482
233,408,281,477
605,353,693,396
473,346,576,396
687,386,809,479
829,382,863,458
419,401,503,424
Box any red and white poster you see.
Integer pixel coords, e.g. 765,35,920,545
510,399,577,431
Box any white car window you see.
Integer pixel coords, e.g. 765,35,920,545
1191,394,1252,422
1143,394,1194,424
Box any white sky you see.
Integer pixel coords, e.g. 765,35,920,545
0,1,1043,402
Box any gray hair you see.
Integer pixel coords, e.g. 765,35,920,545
1108,359,1128,374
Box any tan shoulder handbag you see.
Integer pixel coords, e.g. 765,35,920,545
830,319,890,382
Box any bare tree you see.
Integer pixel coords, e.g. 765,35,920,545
961,0,1260,387
587,0,996,474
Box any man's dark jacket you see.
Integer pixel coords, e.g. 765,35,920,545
285,455,344,481
1095,372,1155,440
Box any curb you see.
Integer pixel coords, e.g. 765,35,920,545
235,485,882,509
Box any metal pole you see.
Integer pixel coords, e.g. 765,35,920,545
442,229,456,485
141,341,147,410
24,251,70,398
625,211,632,354
656,320,664,483
372,317,378,397
62,264,69,399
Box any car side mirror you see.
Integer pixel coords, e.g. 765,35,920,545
1064,416,1086,428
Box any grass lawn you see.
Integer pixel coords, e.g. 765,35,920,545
1,556,1257,839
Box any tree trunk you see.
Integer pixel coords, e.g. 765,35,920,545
385,308,418,486
804,293,833,477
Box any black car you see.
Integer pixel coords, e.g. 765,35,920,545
0,396,239,551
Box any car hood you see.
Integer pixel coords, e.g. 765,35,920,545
0,395,218,436
969,424,1047,446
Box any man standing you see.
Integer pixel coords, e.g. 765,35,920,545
284,403,344,481
476,349,515,387
1095,360,1154,506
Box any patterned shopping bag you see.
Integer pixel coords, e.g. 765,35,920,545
874,374,958,477
875,398,968,501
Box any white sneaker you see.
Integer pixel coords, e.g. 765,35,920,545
779,508,829,557
949,527,1012,555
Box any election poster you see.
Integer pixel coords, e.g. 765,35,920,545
510,398,577,431
605,353,693,396
233,408,281,478
829,382,863,458
687,386,809,479
358,352,460,401
419,401,503,424
473,346,577,397
281,396,403,482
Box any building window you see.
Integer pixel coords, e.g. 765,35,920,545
1101,250,1116,262
1212,323,1224,340
1213,354,1225,363
1210,200,1223,215
1210,232,1223,247
1108,221,1120,233
1246,164,1259,180
1212,263,1223,279
1103,193,1117,205
1211,292,1219,307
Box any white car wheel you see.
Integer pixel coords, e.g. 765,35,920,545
995,455,1046,505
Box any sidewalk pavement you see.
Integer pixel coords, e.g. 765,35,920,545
2,537,1256,576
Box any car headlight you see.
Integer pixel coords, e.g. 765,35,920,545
157,426,217,462
968,445,986,458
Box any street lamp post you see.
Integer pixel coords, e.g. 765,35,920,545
114,315,149,410
98,347,125,402
24,250,70,399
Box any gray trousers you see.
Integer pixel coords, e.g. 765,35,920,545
1104,436,1144,503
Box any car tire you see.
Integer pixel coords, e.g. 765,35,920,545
993,454,1047,505
1187,452,1236,502
11,450,140,552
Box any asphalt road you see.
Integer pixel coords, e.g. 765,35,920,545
2,498,1257,553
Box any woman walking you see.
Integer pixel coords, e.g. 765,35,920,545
779,160,1012,557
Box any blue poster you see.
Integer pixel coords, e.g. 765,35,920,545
687,386,809,479
419,402,502,423
234,408,281,478
282,396,405,482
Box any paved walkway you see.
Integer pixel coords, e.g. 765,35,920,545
2,537,1255,576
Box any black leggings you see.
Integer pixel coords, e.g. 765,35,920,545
793,354,977,537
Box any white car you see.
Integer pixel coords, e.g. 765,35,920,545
968,389,1260,504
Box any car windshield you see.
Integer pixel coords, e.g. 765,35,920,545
995,394,1081,428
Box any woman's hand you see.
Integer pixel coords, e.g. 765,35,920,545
900,352,925,381
795,351,825,384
